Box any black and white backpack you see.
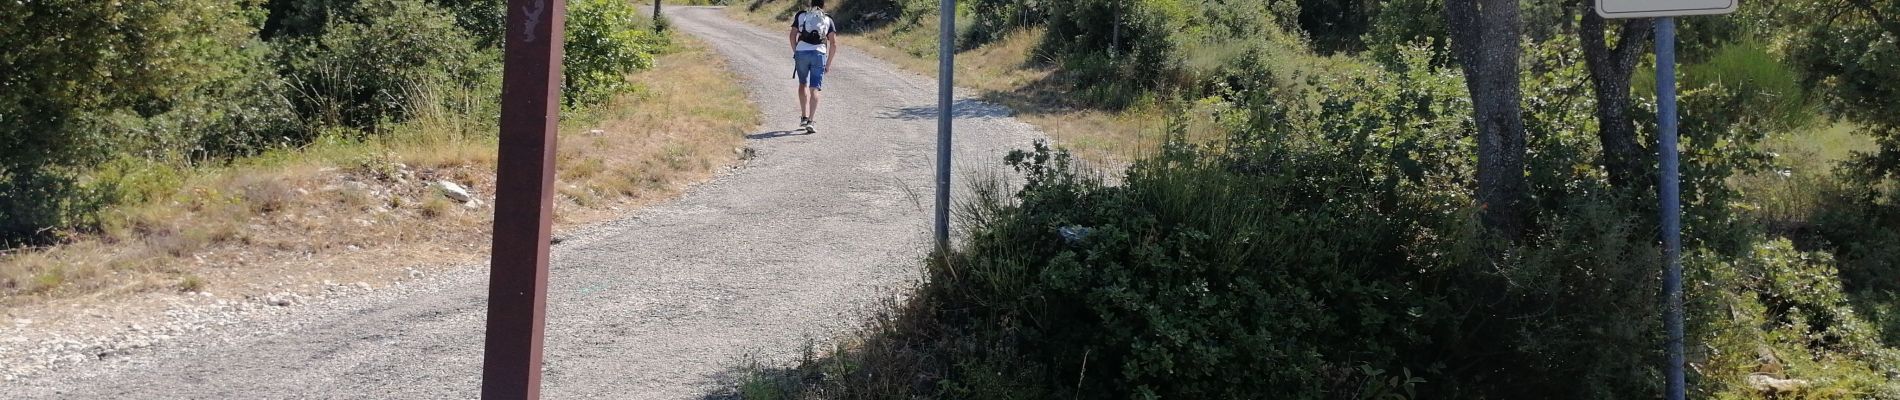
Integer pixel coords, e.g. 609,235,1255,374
794,9,832,45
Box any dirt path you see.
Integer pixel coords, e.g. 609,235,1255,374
2,6,1041,399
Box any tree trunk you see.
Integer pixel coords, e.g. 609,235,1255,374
653,1,663,32
1445,0,1529,238
1580,5,1654,193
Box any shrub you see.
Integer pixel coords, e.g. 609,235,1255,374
738,38,1899,399
1688,240,1900,399
263,0,502,45
965,0,1048,46
1039,0,1305,108
278,0,487,132
1785,0,1900,180
0,0,292,243
564,0,669,107
1814,180,1900,346
1361,0,1447,68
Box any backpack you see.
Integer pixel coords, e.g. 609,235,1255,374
794,9,831,45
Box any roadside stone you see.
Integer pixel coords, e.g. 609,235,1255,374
406,268,425,279
434,180,473,203
1746,373,1809,394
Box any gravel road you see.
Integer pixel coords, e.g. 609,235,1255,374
1,6,1041,399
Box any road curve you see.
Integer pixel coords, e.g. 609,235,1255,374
3,6,1041,399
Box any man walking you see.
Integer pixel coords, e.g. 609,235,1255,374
790,0,837,131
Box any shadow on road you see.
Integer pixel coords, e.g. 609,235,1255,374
877,98,1014,121
746,129,813,140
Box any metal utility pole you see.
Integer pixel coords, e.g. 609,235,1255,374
1655,17,1685,400
935,0,955,252
480,0,564,398
1594,2,1733,398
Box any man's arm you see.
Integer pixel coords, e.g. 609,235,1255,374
788,12,801,50
825,31,838,69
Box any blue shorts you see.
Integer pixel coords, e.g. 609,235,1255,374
794,50,828,90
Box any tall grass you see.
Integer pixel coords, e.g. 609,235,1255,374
1,33,758,304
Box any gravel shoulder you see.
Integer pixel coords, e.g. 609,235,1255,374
0,6,1042,399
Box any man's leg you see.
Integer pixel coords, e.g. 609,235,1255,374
797,84,808,120
806,53,826,122
807,87,820,122
795,51,812,121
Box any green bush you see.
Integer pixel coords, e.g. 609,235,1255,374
1361,0,1446,68
278,0,487,132
965,0,1047,46
739,37,1900,399
564,0,669,107
1038,0,1305,108
1688,240,1900,399
1814,181,1900,345
1786,0,1900,180
0,0,293,242
263,0,502,45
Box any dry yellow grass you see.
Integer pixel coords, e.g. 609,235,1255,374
0,34,758,310
729,1,1172,164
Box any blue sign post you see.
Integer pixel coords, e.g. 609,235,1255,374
1597,2,1733,399
1654,17,1685,400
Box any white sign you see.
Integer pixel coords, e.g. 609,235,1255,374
1597,0,1737,18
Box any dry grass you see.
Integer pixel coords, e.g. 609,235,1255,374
1733,121,1880,231
729,1,1172,164
0,34,758,312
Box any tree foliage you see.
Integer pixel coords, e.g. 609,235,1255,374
1,0,664,243
1785,0,1900,180
0,0,291,242
565,0,670,107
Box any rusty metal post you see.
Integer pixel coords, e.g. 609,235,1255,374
480,0,564,398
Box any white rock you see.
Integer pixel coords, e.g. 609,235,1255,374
434,181,473,203
1746,373,1809,394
